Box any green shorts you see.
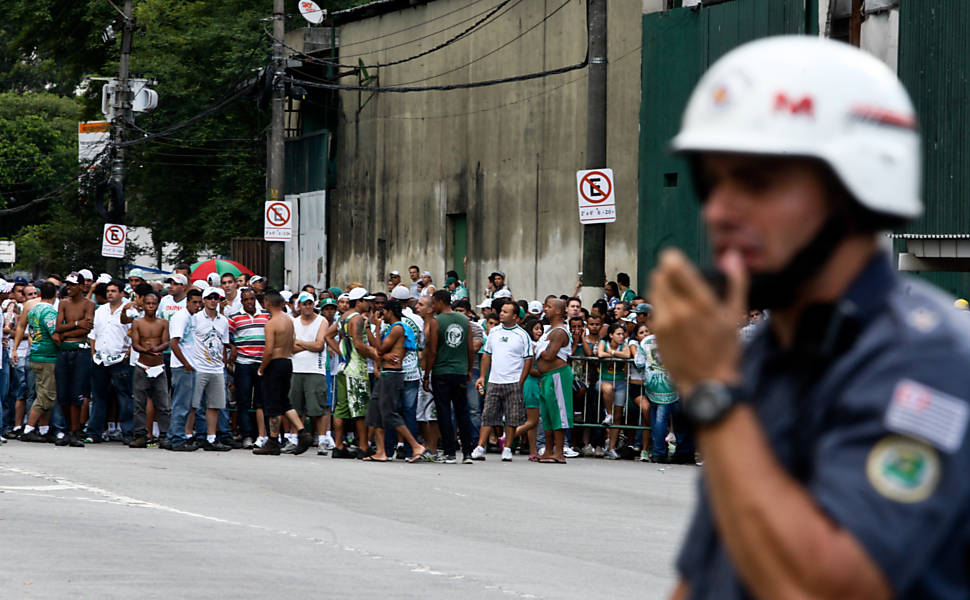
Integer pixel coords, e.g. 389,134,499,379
540,365,573,431
289,373,329,417
523,375,541,409
333,373,370,419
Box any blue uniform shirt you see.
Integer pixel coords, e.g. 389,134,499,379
677,255,970,599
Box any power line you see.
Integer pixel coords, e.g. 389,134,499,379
274,0,519,71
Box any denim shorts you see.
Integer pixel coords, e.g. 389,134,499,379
598,378,628,408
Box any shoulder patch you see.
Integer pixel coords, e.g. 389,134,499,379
886,379,969,453
866,435,940,503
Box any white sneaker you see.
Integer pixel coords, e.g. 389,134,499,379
471,445,487,460
322,435,336,450
317,441,329,456
581,444,595,457
563,445,579,459
604,449,619,460
594,446,605,458
501,447,513,461
601,414,613,426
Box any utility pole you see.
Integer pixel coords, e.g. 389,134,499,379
267,0,286,289
108,0,134,277
581,0,607,301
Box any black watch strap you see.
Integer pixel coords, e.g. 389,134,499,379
685,381,739,426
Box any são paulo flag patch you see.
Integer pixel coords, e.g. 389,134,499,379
885,379,969,453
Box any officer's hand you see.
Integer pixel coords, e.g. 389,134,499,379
650,248,747,398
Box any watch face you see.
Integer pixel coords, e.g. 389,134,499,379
689,383,732,425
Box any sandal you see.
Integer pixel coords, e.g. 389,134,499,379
529,454,539,462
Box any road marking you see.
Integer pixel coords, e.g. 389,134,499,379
0,465,543,599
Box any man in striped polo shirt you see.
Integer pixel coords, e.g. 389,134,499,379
228,288,269,448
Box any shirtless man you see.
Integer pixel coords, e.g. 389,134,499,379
364,299,429,462
253,291,313,456
130,292,171,448
535,298,574,463
53,272,94,446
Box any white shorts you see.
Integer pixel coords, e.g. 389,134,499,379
417,379,437,422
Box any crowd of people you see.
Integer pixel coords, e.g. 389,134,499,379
0,265,753,464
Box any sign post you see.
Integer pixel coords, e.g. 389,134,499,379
576,168,616,224
101,223,127,258
264,200,293,241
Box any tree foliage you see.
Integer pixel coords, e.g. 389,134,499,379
2,0,369,276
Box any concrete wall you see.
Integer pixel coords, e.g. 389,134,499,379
327,0,643,300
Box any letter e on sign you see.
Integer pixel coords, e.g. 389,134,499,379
576,168,616,224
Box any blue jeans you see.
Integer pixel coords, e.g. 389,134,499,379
466,367,482,432
385,379,420,456
650,401,694,459
87,362,134,437
168,367,195,446
233,362,261,438
0,349,8,432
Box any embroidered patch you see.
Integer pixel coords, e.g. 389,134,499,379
886,379,969,453
866,436,940,503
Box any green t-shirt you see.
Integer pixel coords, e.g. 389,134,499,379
27,302,59,363
597,340,628,381
433,312,469,375
620,288,636,304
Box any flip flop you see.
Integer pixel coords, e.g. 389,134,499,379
538,457,566,464
361,455,388,462
408,450,435,463
528,454,539,462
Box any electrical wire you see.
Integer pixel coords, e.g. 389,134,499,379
272,0,518,71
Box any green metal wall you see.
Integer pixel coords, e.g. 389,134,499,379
637,0,808,290
284,130,333,195
897,2,970,296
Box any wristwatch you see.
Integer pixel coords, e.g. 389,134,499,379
685,381,740,427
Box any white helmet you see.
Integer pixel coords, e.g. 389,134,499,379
671,35,921,221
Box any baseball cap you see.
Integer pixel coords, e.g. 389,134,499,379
389,270,400,277
191,279,207,290
206,272,221,286
477,298,492,309
13,276,28,285
338,292,350,301
166,273,188,285
493,288,512,299
250,275,264,284
622,314,637,323
421,270,432,278
296,291,315,304
78,269,94,282
445,276,458,286
390,285,411,301
527,300,542,315
633,303,653,315
202,286,225,299
65,272,81,284
347,287,369,301
280,290,293,302
96,273,112,284
128,268,146,280
319,297,337,307
489,271,506,280
328,286,342,297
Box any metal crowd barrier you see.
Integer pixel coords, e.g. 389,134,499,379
567,355,651,432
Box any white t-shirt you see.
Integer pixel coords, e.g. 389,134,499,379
158,294,186,321
291,314,326,375
483,324,533,384
190,310,229,374
168,309,197,369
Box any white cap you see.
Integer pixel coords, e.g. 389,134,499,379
421,270,432,278
390,285,411,301
128,268,147,280
96,273,112,284
338,292,350,301
493,288,512,299
250,275,264,284
527,300,542,315
347,287,369,301
78,269,94,282
65,272,81,284
206,272,221,286
296,291,315,304
202,286,225,299
167,273,188,286
280,290,293,302
477,298,492,309
389,270,400,277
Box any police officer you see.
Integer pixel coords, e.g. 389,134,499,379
650,36,970,599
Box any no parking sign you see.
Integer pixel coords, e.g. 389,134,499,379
576,168,616,224
264,200,293,241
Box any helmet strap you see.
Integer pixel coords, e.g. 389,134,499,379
747,212,848,310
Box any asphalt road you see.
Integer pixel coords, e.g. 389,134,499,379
0,442,698,599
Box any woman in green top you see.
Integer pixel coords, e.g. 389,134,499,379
513,317,544,461
597,323,632,459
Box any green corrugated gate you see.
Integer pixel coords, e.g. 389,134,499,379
897,2,970,296
285,129,333,195
637,0,810,289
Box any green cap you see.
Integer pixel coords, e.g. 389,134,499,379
328,286,343,297
319,297,337,307
445,276,458,286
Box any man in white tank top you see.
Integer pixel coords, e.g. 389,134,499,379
290,292,330,454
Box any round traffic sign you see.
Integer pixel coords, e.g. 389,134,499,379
266,202,291,227
105,225,126,245
580,171,612,204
